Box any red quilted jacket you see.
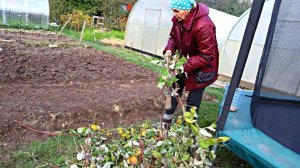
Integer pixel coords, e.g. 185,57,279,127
164,3,219,91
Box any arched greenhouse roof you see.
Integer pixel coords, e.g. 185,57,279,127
219,0,275,85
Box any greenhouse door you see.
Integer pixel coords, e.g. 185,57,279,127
141,9,161,55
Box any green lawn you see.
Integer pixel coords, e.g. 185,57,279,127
0,28,252,168
63,28,125,41
0,136,80,168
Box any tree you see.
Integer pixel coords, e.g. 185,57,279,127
100,0,128,30
198,0,252,16
49,0,128,30
49,0,104,21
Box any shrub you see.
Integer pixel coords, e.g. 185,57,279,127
60,10,93,31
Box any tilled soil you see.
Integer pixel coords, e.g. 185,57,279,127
0,29,164,150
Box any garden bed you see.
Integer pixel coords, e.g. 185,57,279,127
0,29,164,149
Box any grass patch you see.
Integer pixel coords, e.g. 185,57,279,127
199,87,224,127
214,148,253,168
0,136,82,168
63,28,125,41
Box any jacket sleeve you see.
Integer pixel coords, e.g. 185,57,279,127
184,23,217,73
163,25,177,55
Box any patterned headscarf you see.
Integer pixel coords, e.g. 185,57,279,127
170,0,196,10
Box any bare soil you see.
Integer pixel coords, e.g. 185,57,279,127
0,29,164,150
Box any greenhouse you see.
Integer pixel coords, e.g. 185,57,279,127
219,0,275,86
124,0,173,57
0,0,49,28
125,0,237,57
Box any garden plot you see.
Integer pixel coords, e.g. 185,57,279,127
0,29,164,149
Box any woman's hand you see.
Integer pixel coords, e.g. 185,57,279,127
164,50,172,62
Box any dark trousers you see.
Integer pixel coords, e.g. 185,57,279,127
165,76,205,115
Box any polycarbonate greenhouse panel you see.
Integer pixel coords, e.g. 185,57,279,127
209,8,238,50
228,1,273,45
141,9,161,54
125,24,144,50
125,0,173,57
1,0,49,15
0,0,49,28
155,28,171,55
219,0,275,85
220,41,264,84
142,27,159,54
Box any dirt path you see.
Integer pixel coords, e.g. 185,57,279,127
0,29,164,149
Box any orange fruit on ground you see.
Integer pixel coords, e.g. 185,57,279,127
127,156,138,165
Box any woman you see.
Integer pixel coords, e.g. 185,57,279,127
162,0,219,126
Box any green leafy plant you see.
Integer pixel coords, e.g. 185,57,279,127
150,53,186,95
68,112,229,167
60,10,93,31
67,53,229,167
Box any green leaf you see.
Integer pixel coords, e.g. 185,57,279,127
117,127,123,134
199,139,210,149
131,127,136,135
77,127,87,134
166,80,173,87
199,139,215,149
209,150,216,161
184,118,193,124
179,57,187,64
217,136,230,143
183,112,193,118
174,57,186,71
157,76,165,82
84,128,91,135
190,124,199,136
189,106,197,114
151,150,163,159
69,129,77,134
161,68,168,76
171,76,179,83
147,130,156,138
211,122,217,129
182,153,190,161
111,152,116,161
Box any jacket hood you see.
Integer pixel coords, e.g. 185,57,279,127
194,3,209,19
172,3,210,30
